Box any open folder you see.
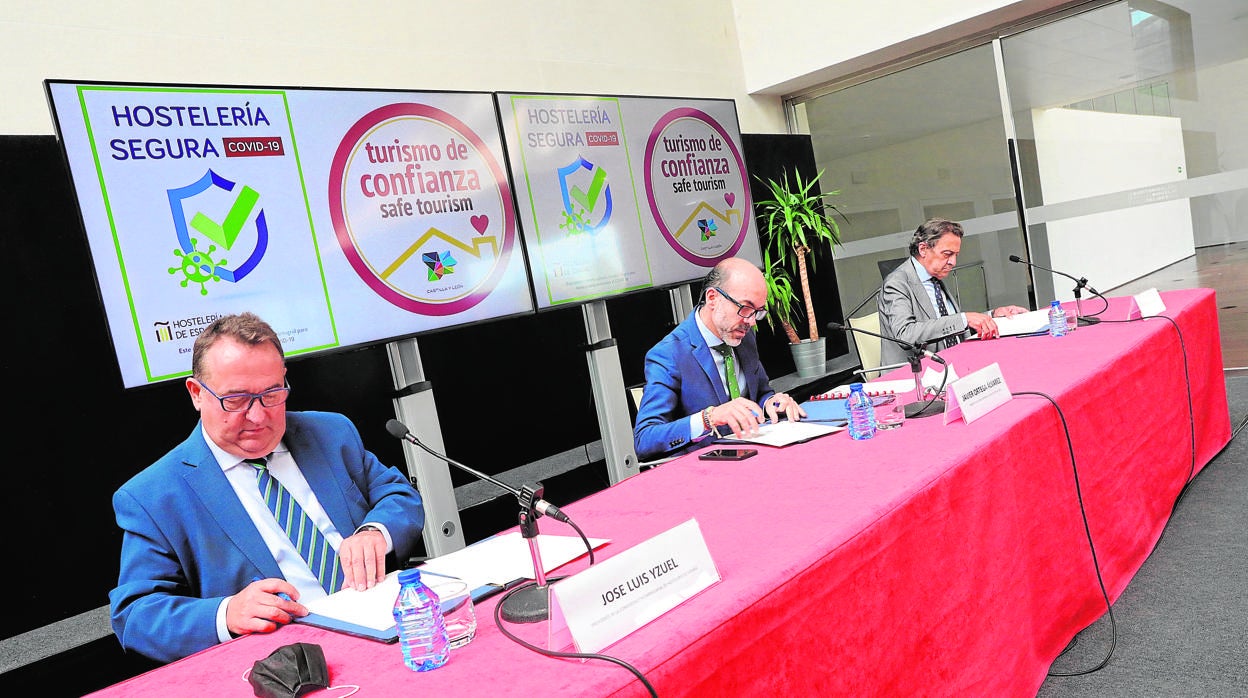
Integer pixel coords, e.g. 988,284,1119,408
716,419,844,447
296,532,609,641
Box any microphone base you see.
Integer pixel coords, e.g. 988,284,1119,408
499,583,550,624
1077,316,1101,327
905,399,945,419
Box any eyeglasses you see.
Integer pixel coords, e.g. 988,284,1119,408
713,287,767,322
197,380,291,412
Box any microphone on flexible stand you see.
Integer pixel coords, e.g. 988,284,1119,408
1008,255,1103,326
386,419,568,623
827,323,949,419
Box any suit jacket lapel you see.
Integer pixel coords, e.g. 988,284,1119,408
905,260,940,320
680,314,729,404
284,415,355,536
180,425,281,578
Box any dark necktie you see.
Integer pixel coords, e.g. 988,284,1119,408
930,279,960,350
247,457,342,594
931,278,950,316
712,344,740,399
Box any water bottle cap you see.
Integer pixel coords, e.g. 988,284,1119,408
849,382,864,391
1051,300,1061,307
398,568,422,585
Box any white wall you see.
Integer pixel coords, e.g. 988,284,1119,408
0,1,787,134
731,0,1075,94
1033,108,1196,299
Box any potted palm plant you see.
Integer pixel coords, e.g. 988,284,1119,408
755,168,843,378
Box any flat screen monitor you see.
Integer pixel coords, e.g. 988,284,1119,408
497,93,762,309
46,80,533,388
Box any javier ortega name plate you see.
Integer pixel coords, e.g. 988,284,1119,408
549,518,720,654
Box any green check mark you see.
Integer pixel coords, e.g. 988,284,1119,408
569,167,607,213
190,185,259,250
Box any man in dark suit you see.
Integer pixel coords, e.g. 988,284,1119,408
110,312,424,662
878,219,1027,365
633,257,805,460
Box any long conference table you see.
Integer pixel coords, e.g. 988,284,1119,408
91,288,1231,697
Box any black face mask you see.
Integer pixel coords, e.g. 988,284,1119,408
248,642,330,698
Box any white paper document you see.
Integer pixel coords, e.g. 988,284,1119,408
300,533,610,636
303,571,403,632
418,532,610,593
993,309,1051,336
718,419,843,447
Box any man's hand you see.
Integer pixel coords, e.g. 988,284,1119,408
764,392,807,424
966,311,1000,339
992,305,1029,318
708,397,766,439
225,578,306,637
339,527,388,591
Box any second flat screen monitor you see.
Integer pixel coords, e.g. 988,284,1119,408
497,93,763,309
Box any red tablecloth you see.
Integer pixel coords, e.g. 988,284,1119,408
92,288,1230,697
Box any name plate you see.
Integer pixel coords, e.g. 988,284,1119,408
549,518,720,654
1130,288,1166,318
945,362,1011,424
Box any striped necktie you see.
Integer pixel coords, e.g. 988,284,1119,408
930,278,960,350
712,343,740,399
246,457,342,594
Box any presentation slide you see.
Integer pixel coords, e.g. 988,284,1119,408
46,81,531,388
497,94,762,308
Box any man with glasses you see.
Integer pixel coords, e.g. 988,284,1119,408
110,312,424,662
634,257,805,460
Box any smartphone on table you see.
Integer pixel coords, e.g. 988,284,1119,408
698,448,758,461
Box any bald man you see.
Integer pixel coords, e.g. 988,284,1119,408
633,257,805,460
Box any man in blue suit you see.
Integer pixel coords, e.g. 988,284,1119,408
110,312,424,662
634,257,805,460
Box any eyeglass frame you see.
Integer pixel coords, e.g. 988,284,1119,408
711,286,768,322
195,379,292,412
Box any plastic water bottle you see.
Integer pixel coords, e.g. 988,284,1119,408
393,568,450,671
846,383,877,441
1048,300,1067,337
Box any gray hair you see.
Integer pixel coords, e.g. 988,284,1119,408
909,218,964,257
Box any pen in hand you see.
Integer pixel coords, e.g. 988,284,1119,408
251,575,292,601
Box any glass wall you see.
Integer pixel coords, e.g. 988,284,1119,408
792,43,1030,341
791,0,1248,338
1002,0,1248,302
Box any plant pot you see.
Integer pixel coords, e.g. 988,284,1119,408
789,337,827,379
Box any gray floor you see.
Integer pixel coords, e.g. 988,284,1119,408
1036,375,1248,697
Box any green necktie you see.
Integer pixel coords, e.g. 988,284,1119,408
247,457,342,594
713,343,740,399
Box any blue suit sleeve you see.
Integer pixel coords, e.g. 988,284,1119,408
109,487,227,663
633,342,703,461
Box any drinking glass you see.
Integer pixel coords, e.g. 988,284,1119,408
876,403,906,430
429,578,477,650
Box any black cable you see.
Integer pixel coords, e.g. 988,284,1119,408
492,582,659,698
1012,390,1118,676
1081,289,1112,318
1093,314,1196,485
565,515,596,565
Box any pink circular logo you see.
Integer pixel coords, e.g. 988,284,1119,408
643,107,751,266
328,103,516,315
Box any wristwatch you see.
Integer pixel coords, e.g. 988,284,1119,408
359,524,382,534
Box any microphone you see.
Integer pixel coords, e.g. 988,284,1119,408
826,322,947,364
827,322,948,419
385,419,570,524
387,418,573,625
1008,255,1103,325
